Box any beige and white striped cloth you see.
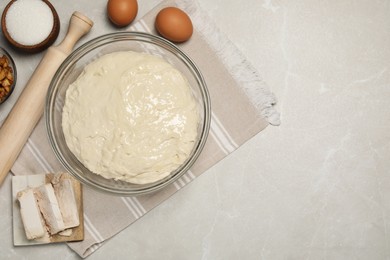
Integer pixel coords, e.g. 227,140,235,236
9,0,279,257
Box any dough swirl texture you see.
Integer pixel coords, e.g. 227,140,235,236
62,51,199,184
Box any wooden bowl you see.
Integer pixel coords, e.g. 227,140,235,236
1,0,60,53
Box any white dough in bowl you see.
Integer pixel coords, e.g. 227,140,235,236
62,51,199,184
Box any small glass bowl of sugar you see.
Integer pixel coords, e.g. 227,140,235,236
1,0,60,53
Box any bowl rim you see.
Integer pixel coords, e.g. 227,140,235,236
45,31,211,196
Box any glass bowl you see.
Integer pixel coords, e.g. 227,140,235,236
45,32,211,196
0,47,17,105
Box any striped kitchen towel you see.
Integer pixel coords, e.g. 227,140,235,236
10,0,279,257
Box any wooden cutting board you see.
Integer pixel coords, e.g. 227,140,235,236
12,173,84,246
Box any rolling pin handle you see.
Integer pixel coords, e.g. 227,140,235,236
56,12,94,54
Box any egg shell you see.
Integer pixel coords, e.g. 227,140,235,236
155,7,193,43
107,0,138,27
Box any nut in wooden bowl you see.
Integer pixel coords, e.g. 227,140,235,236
1,0,60,53
0,47,16,105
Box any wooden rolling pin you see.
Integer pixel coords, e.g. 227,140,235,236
0,12,93,185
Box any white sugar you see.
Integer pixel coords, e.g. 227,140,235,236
5,0,54,46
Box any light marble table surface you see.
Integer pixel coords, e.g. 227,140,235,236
1,0,390,259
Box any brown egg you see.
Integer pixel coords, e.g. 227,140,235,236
155,7,193,43
107,0,138,27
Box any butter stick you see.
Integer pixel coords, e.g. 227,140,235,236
17,189,46,240
34,183,66,235
51,177,80,229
